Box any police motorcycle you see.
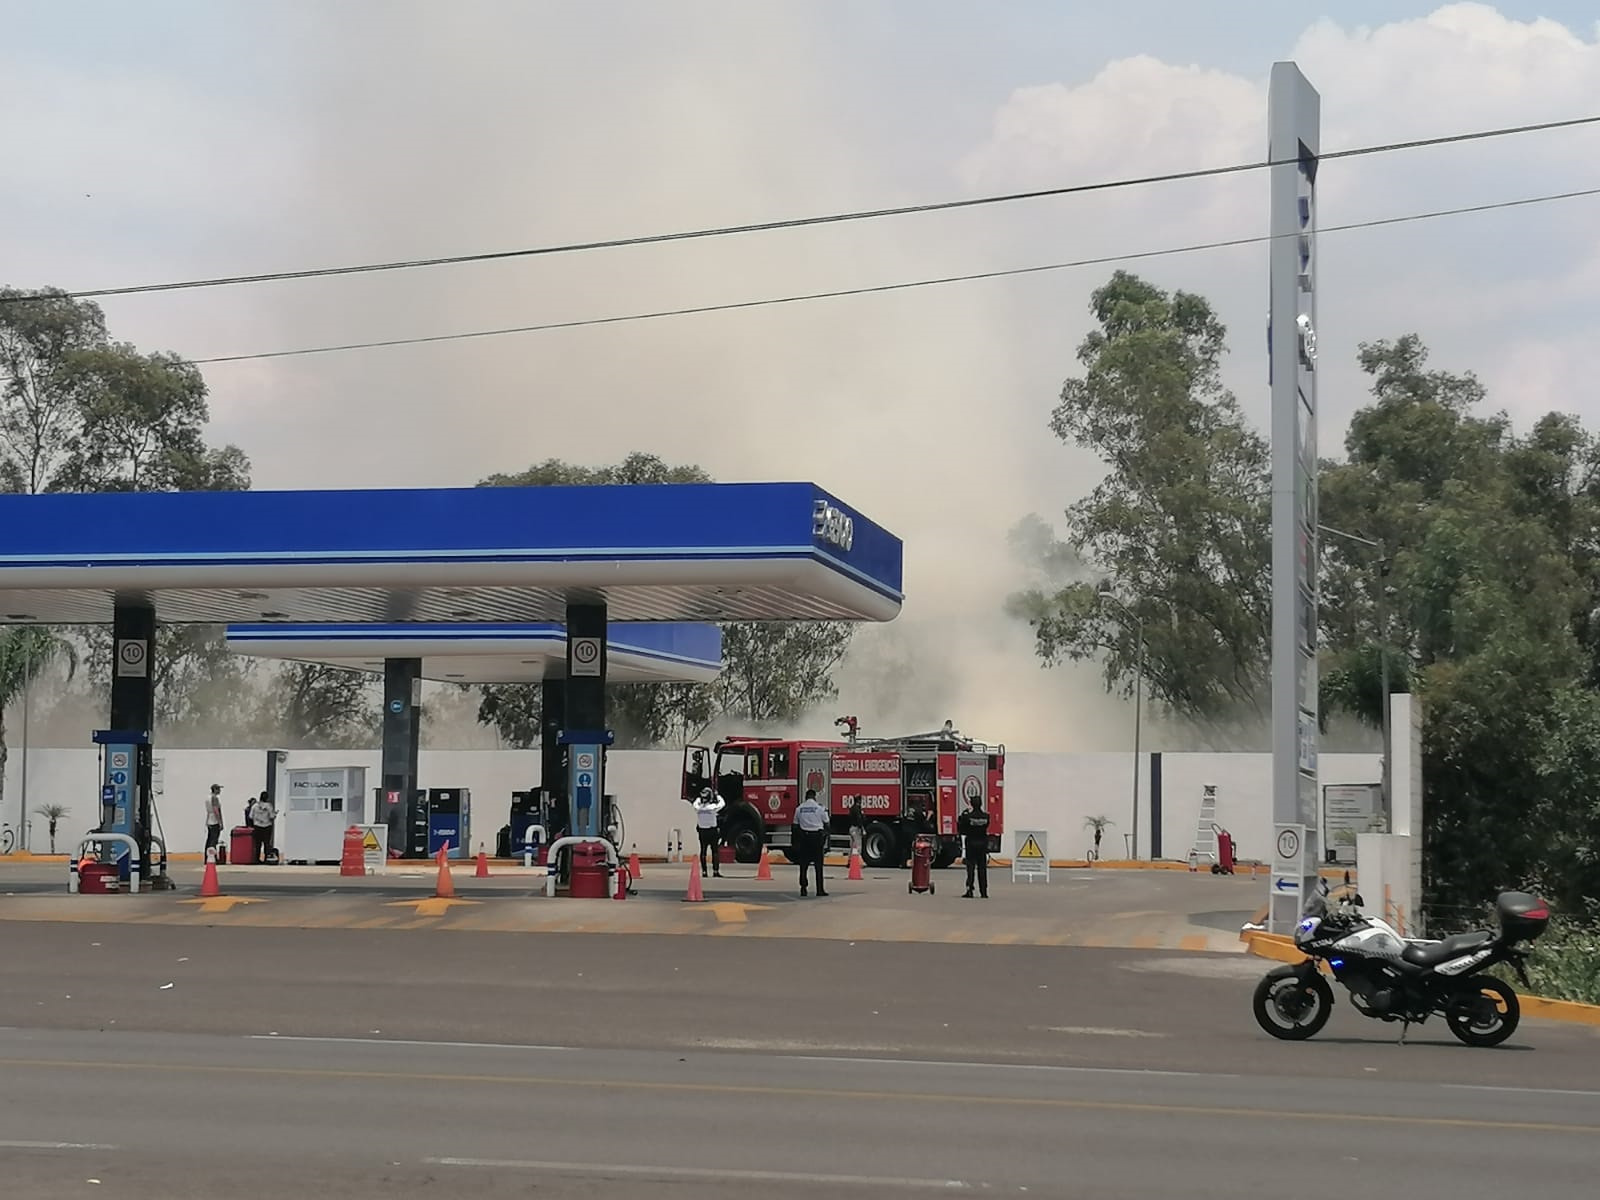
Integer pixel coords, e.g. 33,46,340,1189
1252,874,1550,1047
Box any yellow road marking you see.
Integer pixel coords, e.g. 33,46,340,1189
178,897,262,914
385,898,482,917
2,1058,1596,1135
702,903,772,925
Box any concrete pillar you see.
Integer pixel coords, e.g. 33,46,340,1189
109,602,156,866
540,678,566,801
110,603,156,732
562,601,610,840
382,657,423,857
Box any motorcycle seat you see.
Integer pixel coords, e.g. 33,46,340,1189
1401,930,1495,967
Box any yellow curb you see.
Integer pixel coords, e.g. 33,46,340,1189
1239,931,1600,1025
1521,996,1600,1027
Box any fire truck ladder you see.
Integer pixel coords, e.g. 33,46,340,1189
1189,785,1219,866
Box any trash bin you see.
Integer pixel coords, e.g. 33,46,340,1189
79,862,121,894
230,826,256,865
568,841,610,899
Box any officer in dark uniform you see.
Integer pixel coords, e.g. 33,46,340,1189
957,792,990,899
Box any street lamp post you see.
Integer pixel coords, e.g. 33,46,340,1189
1097,582,1144,859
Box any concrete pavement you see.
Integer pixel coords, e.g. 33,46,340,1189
0,857,1260,952
3,921,1598,1083
2,1025,1598,1198
5,924,1600,1197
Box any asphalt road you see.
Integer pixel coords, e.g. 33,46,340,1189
3,923,1599,1197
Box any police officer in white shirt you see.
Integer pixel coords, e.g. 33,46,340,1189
690,787,725,879
793,788,829,897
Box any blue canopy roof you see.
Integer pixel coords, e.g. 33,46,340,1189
0,482,901,625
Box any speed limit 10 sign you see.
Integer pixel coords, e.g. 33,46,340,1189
115,639,148,678
569,637,602,677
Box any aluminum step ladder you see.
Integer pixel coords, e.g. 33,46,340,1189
1189,784,1219,867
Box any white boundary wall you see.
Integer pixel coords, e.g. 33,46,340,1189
5,747,1380,863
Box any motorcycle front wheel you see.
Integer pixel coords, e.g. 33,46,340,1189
1253,966,1334,1041
1445,975,1520,1048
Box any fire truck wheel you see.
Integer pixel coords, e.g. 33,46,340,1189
722,804,766,864
861,821,902,869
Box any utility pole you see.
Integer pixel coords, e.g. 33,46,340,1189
1097,582,1144,859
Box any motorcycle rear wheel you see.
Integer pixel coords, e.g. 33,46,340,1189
1445,975,1520,1048
1253,966,1334,1040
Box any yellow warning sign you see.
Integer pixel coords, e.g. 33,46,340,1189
362,830,381,851
1012,829,1049,882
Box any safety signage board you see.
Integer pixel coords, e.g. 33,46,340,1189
357,825,388,873
151,757,165,795
115,638,148,678
1011,830,1049,883
1269,822,1308,933
570,637,602,677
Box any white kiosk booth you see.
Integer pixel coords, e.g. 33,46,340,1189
282,766,368,864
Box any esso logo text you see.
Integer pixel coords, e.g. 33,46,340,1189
812,500,855,552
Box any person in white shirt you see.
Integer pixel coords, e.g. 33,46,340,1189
690,787,725,879
204,784,224,856
248,792,276,865
793,788,829,897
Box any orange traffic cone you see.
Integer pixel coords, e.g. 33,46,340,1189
628,844,642,881
475,848,490,878
683,856,705,903
339,827,365,877
755,845,772,881
199,858,222,898
434,845,456,899
847,851,864,880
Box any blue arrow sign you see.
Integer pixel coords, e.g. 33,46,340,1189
1273,877,1300,893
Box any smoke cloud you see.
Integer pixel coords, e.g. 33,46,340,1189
11,5,1595,754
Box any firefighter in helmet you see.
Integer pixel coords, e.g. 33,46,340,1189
690,786,725,879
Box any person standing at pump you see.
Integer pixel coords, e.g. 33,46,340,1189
691,787,725,879
248,791,276,865
958,793,991,899
848,798,865,858
204,784,224,857
794,788,828,897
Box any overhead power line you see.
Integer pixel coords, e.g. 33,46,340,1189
191,184,1600,366
6,113,1599,306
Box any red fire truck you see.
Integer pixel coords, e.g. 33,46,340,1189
680,718,1005,870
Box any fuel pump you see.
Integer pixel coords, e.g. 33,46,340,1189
93,729,151,881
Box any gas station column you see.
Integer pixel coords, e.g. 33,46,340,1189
98,603,156,876
561,601,611,839
110,603,155,731
540,678,566,803
381,657,422,855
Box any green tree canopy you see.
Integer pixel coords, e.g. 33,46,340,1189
1008,270,1271,742
2,286,254,745
1017,270,1600,913
473,453,855,748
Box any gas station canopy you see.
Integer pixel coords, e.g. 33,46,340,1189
0,481,901,626
224,621,724,684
